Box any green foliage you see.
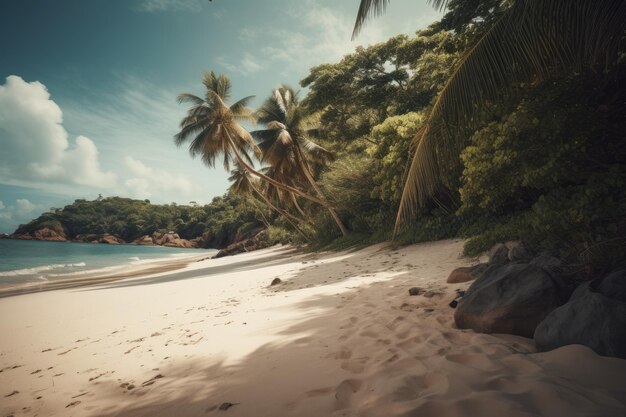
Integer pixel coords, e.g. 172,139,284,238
266,226,294,245
459,74,626,272
369,112,425,203
15,194,263,249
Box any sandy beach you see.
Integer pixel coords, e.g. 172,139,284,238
1,240,625,417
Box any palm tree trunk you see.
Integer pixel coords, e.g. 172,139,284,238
293,145,350,236
250,185,310,241
224,131,326,206
290,193,308,218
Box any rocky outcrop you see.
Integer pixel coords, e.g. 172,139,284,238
454,261,572,338
8,227,68,242
149,231,195,248
99,233,125,244
535,269,626,358
214,230,269,258
133,235,155,245
447,263,489,283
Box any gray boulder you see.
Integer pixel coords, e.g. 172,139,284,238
454,262,570,338
598,269,626,302
507,241,534,262
488,243,510,265
534,269,626,359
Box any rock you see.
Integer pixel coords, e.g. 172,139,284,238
454,262,571,338
10,233,34,240
408,287,424,296
270,278,282,286
99,234,124,244
597,269,626,302
534,279,626,359
507,241,533,262
530,255,563,274
488,243,510,265
133,235,154,245
31,227,67,242
447,263,488,283
163,238,195,248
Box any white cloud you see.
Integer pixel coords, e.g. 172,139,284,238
0,75,117,189
217,53,265,75
0,75,208,209
15,199,36,212
135,0,201,12
123,156,196,200
0,199,41,228
231,0,442,77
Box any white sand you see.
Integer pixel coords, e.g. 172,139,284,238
1,239,625,417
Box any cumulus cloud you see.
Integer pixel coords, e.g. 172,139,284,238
123,156,195,200
0,75,116,189
135,0,201,12
0,199,41,232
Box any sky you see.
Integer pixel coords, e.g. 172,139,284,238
0,0,442,233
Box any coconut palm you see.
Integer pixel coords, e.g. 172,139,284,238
175,71,327,207
252,86,349,236
352,0,626,229
227,164,310,240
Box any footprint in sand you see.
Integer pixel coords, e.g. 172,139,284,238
334,379,363,410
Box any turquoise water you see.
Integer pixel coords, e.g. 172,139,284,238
0,239,214,287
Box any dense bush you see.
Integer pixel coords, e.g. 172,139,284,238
459,75,626,272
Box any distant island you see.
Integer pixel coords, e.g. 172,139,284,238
0,194,271,257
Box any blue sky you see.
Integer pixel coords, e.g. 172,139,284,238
0,0,441,232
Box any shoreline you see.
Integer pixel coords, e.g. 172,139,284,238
0,252,209,299
1,240,625,417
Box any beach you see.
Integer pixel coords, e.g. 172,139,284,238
1,239,625,417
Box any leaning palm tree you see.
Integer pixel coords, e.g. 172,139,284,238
227,164,310,240
175,71,327,208
352,0,626,230
252,86,349,236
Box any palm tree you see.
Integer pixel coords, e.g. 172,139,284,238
352,0,626,230
252,86,349,236
227,164,310,240
175,71,327,207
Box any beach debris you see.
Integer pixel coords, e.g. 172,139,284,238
408,287,424,296
449,300,458,308
270,278,282,286
218,402,239,410
5,390,19,397
65,401,81,408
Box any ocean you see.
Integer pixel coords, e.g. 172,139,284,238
0,239,214,288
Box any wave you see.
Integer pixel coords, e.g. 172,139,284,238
128,256,141,261
0,262,87,277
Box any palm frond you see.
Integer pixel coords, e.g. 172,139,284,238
352,0,390,39
176,93,205,105
395,0,626,230
352,0,451,38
